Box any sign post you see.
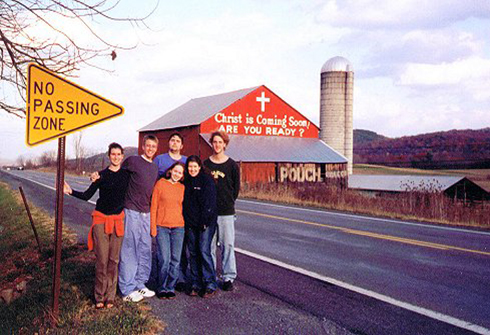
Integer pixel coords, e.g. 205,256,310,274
52,137,65,319
26,63,124,322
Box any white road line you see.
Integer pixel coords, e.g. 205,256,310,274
238,199,490,236
10,172,490,333
236,247,490,335
13,175,97,205
20,176,57,191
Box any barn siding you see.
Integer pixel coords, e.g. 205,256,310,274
241,162,347,187
241,163,276,183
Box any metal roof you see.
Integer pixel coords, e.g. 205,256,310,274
201,134,347,163
139,86,260,131
321,56,353,73
348,175,465,192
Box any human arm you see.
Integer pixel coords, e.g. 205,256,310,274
232,161,240,201
182,182,191,224
199,175,217,230
150,182,161,237
68,179,100,201
121,156,134,173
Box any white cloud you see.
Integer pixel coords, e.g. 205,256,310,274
398,57,490,86
316,0,490,30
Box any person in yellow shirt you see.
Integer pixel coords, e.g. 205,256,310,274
150,162,185,299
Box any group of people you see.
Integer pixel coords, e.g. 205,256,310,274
64,131,240,308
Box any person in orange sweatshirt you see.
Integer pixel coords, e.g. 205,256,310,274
150,161,185,299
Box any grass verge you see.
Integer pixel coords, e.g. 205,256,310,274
0,182,164,334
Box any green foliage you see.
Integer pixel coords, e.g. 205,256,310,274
354,129,388,145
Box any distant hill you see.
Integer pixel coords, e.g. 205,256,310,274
354,129,388,145
67,146,138,172
354,128,490,169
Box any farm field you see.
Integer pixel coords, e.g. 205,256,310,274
354,164,490,191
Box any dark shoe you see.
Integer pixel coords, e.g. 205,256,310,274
202,288,216,298
222,281,234,291
175,282,186,292
188,287,199,297
166,291,176,299
156,291,167,299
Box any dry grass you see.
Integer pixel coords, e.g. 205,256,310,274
0,182,165,335
241,183,490,228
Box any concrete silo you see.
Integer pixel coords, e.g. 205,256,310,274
319,56,354,174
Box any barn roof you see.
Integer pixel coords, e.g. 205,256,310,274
348,175,466,192
201,134,347,163
139,86,260,131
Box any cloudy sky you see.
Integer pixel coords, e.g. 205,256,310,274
1,0,489,162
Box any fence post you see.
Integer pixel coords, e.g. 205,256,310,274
19,186,42,254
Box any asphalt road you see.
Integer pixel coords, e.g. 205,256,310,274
2,169,489,335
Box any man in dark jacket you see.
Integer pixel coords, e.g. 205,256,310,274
204,131,240,291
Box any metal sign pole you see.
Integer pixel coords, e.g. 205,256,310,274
52,136,66,322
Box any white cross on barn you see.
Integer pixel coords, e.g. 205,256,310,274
256,92,270,112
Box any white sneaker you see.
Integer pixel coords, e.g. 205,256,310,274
123,290,144,303
138,287,155,298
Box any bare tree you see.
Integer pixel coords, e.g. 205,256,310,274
39,150,57,167
24,158,34,169
0,0,157,118
16,154,25,167
72,131,86,173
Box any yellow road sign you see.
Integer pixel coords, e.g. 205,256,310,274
26,63,124,146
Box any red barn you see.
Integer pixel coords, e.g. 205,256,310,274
139,85,348,186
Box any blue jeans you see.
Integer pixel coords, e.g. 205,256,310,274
178,233,189,284
186,225,217,290
156,227,185,293
211,215,237,282
118,209,152,296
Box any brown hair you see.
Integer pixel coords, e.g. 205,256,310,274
169,132,184,144
209,131,230,145
185,155,211,177
107,142,124,156
164,161,185,181
143,134,159,145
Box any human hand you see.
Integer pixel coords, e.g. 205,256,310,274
90,171,100,183
63,181,72,195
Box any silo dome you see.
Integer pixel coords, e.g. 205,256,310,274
321,56,353,73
